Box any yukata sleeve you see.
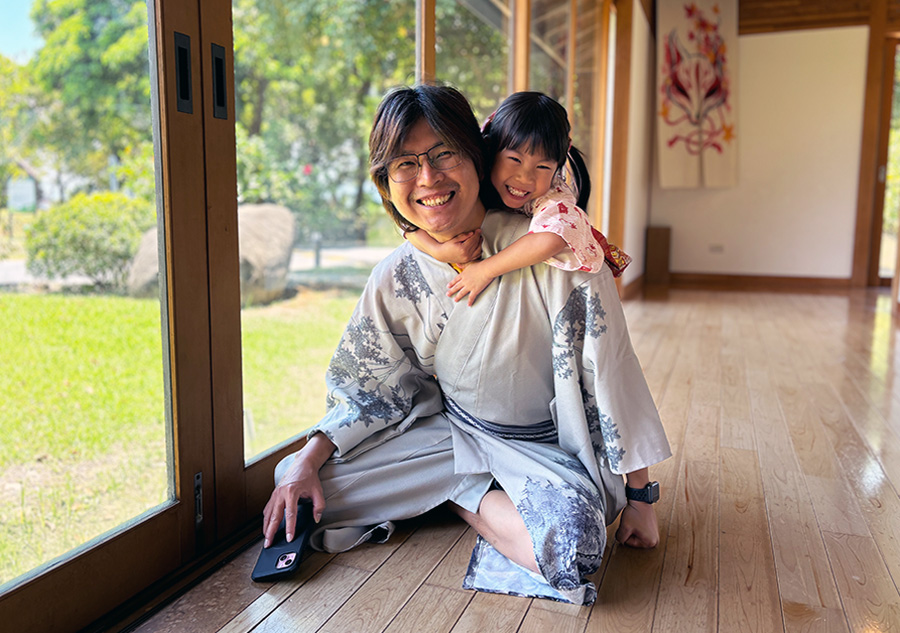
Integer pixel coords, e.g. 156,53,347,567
546,270,671,477
307,250,450,459
527,178,606,273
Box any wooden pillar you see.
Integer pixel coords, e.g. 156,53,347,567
852,0,888,286
417,0,436,83
590,0,613,228
513,0,531,91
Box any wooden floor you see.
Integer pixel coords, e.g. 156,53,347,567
133,288,900,633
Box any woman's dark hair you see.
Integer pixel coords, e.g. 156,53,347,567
482,91,591,209
369,84,486,232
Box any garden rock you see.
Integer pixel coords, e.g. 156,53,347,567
127,227,161,299
127,204,296,305
238,204,295,305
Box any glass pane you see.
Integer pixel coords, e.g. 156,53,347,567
0,0,171,586
571,0,596,164
572,0,597,218
435,0,511,124
881,47,900,279
233,0,414,461
530,0,570,100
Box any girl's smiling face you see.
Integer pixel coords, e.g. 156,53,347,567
490,147,558,210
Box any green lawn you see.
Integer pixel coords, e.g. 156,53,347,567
0,288,360,585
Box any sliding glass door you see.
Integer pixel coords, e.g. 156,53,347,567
0,0,216,629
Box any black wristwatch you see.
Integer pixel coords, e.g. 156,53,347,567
625,481,660,504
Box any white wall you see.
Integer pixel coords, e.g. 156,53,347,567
649,26,868,279
622,4,655,286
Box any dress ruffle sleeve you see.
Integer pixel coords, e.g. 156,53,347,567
527,176,631,277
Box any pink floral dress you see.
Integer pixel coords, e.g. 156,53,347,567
522,174,631,277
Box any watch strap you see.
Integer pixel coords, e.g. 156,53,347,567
625,481,660,504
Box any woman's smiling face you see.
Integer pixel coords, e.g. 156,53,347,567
387,118,485,242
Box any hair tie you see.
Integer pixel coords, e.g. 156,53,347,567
481,110,497,134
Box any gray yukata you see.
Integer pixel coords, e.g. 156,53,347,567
274,210,671,605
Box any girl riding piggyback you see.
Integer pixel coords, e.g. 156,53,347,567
406,91,631,304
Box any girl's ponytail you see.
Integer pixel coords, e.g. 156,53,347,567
567,145,592,209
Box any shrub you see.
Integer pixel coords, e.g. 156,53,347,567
25,192,155,291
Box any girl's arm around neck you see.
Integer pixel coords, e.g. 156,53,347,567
405,228,483,265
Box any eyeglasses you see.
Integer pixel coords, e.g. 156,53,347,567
387,142,462,183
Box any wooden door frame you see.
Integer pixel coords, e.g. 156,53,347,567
0,0,216,629
868,36,900,287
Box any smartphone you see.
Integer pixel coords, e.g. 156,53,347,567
251,500,314,583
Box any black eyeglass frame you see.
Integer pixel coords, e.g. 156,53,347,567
386,142,463,183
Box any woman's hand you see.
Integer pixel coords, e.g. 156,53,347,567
615,499,660,549
261,434,335,547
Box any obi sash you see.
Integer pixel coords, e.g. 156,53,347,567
444,395,558,443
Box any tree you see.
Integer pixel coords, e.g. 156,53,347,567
0,55,41,210
230,0,508,244
28,0,152,194
231,0,416,242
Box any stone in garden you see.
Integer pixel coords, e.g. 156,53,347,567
238,203,295,305
127,226,161,299
127,204,295,305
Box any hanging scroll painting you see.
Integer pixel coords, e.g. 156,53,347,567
657,1,737,188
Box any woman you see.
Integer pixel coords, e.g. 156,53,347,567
262,84,670,604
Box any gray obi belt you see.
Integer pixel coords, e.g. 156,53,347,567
444,396,557,443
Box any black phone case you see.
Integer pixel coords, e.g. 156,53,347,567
251,500,314,583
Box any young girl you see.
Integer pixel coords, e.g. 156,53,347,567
406,91,630,305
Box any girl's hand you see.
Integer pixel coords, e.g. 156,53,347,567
447,261,496,306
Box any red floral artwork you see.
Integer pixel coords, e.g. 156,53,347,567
659,3,734,155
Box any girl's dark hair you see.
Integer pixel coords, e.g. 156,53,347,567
482,91,591,209
369,84,486,232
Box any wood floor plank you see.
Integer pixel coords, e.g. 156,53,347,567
775,382,871,538
781,603,849,633
718,448,783,633
318,521,467,633
248,563,369,633
448,592,530,633
426,527,477,591
382,584,472,633
775,383,841,480
720,357,755,451
517,606,587,633
652,460,719,633
822,532,900,632
818,368,900,490
752,415,848,633
682,402,719,465
135,547,268,633
217,551,335,633
803,383,900,601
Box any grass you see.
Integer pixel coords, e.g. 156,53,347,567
0,287,360,585
241,289,361,458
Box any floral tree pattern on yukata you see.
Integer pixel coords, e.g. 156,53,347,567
326,254,447,430
517,475,607,601
551,284,626,470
